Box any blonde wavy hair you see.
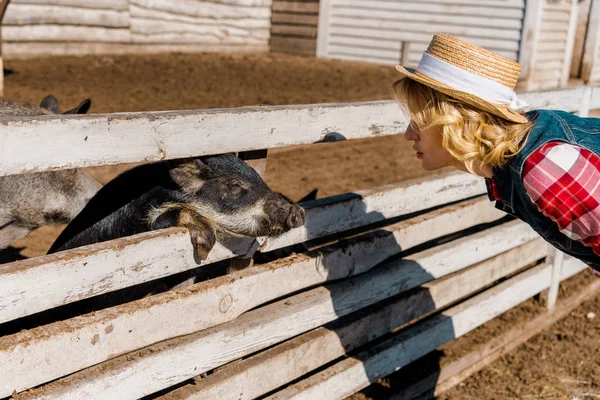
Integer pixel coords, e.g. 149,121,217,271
392,78,534,175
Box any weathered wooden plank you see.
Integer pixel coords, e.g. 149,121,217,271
260,172,486,252
356,0,524,6
518,0,544,83
588,86,600,109
11,0,128,10
535,51,567,62
272,1,320,14
569,0,591,79
330,1,525,18
325,26,521,52
1,25,131,42
538,40,567,51
130,0,271,19
576,86,592,117
533,59,564,70
400,266,600,400
315,0,330,57
325,52,397,66
130,32,268,44
330,7,522,29
1,217,531,397
129,5,270,28
543,9,571,21
537,30,569,42
4,4,130,27
546,244,566,311
328,35,412,50
544,2,572,13
327,45,400,62
10,221,537,399
131,18,269,38
270,36,316,55
329,16,522,41
529,69,562,83
530,71,563,86
2,41,268,57
0,101,406,176
270,24,318,38
271,12,319,26
265,259,586,399
0,229,255,324
158,238,546,400
519,86,587,111
540,19,570,31
582,0,600,82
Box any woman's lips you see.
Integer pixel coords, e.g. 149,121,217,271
416,152,424,159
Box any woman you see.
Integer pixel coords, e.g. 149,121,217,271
394,34,600,274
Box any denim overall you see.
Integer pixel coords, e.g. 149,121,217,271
491,109,600,271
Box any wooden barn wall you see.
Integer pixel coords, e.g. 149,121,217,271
316,0,526,67
1,0,272,57
270,0,319,56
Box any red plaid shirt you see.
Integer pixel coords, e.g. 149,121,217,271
487,141,600,260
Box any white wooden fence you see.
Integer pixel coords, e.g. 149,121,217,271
1,85,600,399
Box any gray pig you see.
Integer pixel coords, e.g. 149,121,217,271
48,154,305,260
0,96,101,250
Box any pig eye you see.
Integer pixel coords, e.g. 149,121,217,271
228,182,247,198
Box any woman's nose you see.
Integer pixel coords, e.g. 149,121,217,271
404,123,419,141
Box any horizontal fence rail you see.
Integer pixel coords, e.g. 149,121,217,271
0,86,596,176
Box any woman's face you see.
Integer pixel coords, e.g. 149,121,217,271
404,121,458,171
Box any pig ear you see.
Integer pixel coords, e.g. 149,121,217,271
188,220,217,261
149,203,216,261
63,99,91,115
40,95,60,113
193,158,214,179
169,160,208,194
177,206,216,261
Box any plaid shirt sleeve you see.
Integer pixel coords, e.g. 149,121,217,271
522,141,600,258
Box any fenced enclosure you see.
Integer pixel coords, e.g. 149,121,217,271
1,85,600,399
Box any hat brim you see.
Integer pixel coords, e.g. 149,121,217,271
395,65,528,124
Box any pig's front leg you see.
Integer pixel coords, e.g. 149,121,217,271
150,203,216,261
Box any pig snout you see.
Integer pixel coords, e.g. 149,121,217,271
261,193,305,235
287,204,305,229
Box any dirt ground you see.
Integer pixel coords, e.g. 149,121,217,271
3,52,599,399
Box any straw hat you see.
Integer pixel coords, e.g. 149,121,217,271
395,34,528,123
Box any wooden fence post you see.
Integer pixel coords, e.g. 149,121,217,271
561,0,579,87
518,0,544,90
546,244,565,311
400,41,411,66
315,0,330,57
0,0,10,97
582,0,600,83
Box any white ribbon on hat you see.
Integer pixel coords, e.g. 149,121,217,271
416,52,529,112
